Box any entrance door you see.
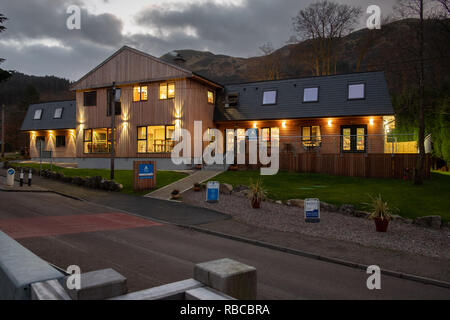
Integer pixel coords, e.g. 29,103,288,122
340,125,367,153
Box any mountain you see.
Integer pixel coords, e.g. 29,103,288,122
160,19,450,95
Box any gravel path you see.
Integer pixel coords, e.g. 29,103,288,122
182,190,450,259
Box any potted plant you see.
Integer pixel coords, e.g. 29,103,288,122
365,194,393,232
247,179,267,209
171,189,181,200
193,182,201,192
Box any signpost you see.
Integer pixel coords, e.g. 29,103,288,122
206,181,220,203
304,198,320,223
133,160,156,191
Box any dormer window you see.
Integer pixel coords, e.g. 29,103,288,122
348,83,365,100
225,92,239,108
33,109,43,120
262,90,277,105
303,87,319,102
54,107,63,119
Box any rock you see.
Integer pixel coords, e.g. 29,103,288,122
219,183,233,195
275,200,282,205
234,184,249,193
353,210,370,218
413,215,442,229
72,177,83,186
339,204,355,215
320,201,338,212
285,200,292,206
289,199,304,207
234,189,249,197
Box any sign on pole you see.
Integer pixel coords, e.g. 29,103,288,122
133,160,156,191
206,181,220,203
304,198,320,223
138,163,154,179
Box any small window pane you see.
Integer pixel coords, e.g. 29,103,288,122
84,91,97,106
56,135,65,147
303,87,318,102
166,125,175,141
34,109,42,120
160,84,167,100
261,128,270,142
348,84,365,99
168,83,175,99
141,86,148,101
137,126,146,140
137,140,146,153
84,129,92,141
84,142,91,153
133,86,141,102
54,108,63,119
208,90,214,104
343,128,351,150
356,127,365,150
263,91,277,105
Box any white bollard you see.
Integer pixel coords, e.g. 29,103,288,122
6,168,15,186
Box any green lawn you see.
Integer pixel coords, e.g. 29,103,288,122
210,170,450,221
9,163,187,195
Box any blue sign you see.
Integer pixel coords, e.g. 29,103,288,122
138,164,154,179
304,198,320,222
206,181,219,203
7,168,15,176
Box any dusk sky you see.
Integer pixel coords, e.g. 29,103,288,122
0,0,396,81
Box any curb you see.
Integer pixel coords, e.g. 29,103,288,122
181,224,450,290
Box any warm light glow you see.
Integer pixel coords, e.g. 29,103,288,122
328,119,332,127
253,122,257,128
175,119,181,127
369,118,374,125
282,121,286,128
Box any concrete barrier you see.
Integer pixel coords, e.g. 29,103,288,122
194,258,257,300
0,231,64,300
31,279,71,300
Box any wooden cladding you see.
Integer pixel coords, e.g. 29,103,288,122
278,153,430,179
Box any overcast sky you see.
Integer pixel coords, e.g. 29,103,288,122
0,0,396,81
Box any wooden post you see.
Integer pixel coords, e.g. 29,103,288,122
110,82,115,180
1,104,5,158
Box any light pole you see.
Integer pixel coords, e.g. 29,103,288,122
110,82,116,180
1,104,5,159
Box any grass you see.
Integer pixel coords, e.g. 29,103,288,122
209,170,450,221
8,163,187,195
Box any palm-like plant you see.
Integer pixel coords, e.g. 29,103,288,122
248,178,267,208
365,194,393,221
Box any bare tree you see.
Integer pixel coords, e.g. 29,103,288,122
292,0,361,76
258,42,281,80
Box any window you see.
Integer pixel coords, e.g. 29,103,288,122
348,84,365,100
225,92,239,107
33,109,43,120
56,135,65,147
83,128,112,153
262,90,277,105
137,125,176,153
341,125,367,153
260,127,279,147
83,91,97,106
54,108,63,119
302,126,322,148
133,85,148,102
107,88,121,116
207,90,214,104
303,87,319,102
160,82,175,100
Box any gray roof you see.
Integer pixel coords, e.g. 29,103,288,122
21,100,76,131
214,71,394,122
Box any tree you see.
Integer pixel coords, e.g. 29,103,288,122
258,42,281,80
292,0,361,76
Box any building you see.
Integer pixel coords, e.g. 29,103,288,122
22,45,425,177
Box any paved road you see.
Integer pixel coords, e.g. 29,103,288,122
0,191,449,299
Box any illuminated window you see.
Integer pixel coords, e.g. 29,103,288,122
83,128,112,153
54,108,63,119
133,85,148,102
207,90,214,104
302,126,321,148
160,82,175,100
260,127,279,147
137,125,176,153
33,109,43,120
341,125,366,153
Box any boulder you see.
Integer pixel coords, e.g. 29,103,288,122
72,177,83,186
413,215,442,229
320,201,338,212
289,199,304,208
233,184,249,193
219,183,233,195
339,204,355,215
275,200,282,205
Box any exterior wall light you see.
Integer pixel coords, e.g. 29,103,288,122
328,119,332,127
369,118,374,126
282,121,286,128
253,122,257,128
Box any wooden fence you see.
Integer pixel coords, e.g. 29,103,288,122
278,153,430,179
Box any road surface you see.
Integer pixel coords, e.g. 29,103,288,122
0,191,449,299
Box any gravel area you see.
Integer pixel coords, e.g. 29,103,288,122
182,190,450,259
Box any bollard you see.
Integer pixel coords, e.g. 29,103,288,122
20,169,24,187
28,169,32,186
